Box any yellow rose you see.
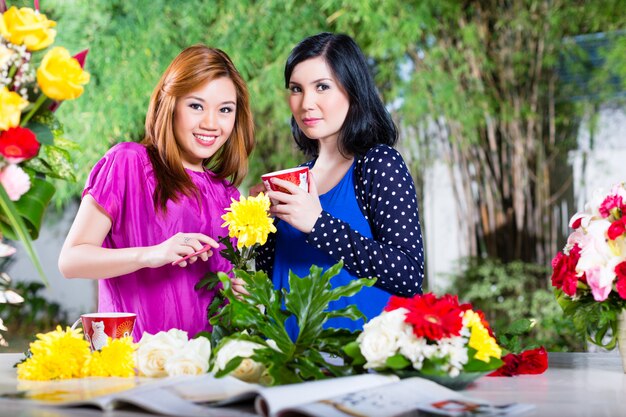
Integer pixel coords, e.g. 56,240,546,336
0,6,56,51
0,87,28,131
36,47,90,101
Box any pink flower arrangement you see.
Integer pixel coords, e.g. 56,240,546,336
551,182,626,348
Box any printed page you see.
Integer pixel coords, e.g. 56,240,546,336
253,373,399,417
277,377,535,417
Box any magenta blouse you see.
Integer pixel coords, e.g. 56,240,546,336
83,142,238,340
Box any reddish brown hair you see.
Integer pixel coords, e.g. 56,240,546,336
142,45,254,211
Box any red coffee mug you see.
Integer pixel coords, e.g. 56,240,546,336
71,312,136,351
261,166,309,194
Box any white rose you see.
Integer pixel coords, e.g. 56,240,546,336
164,337,212,376
230,358,265,383
357,309,410,369
213,339,267,383
136,330,188,377
166,328,190,345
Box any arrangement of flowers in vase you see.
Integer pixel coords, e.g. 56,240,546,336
551,182,626,354
344,293,503,390
0,1,90,282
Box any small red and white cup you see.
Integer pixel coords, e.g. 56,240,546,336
71,312,136,351
261,166,309,194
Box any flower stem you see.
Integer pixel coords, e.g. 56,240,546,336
20,94,47,126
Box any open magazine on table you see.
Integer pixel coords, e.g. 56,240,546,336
0,371,534,417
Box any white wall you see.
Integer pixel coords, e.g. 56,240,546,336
570,106,626,207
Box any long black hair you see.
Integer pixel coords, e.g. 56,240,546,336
284,32,398,157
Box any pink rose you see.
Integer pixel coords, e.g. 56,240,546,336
586,266,612,302
0,164,31,201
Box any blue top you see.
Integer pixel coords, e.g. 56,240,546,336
272,161,391,341
258,145,424,298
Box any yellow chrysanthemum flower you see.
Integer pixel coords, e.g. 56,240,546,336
221,193,277,249
463,310,502,363
17,326,91,380
83,337,136,377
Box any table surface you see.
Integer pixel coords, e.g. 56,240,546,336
0,351,623,417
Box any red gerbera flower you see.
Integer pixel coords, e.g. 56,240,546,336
387,293,463,340
0,127,40,164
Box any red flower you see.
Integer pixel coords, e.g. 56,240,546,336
551,244,582,296
608,219,626,240
599,195,623,218
386,293,463,340
616,262,626,299
488,347,548,376
0,127,40,163
517,347,548,374
487,353,520,377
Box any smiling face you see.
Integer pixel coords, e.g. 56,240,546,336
287,56,350,146
173,76,237,171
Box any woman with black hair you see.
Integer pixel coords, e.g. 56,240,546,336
254,32,425,338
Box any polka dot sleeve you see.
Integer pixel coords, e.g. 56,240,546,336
306,145,424,296
255,232,276,277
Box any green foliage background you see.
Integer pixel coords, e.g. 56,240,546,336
24,0,624,208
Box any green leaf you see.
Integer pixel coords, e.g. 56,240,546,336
502,318,534,336
27,122,54,145
343,340,366,366
285,261,373,347
385,353,411,370
0,186,48,285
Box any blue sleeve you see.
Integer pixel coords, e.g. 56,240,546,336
306,146,424,296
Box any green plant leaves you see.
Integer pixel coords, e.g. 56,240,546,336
0,186,48,285
210,261,375,385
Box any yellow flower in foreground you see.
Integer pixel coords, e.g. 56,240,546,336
0,6,56,51
0,87,29,131
83,337,136,377
222,193,276,249
464,310,502,363
17,326,91,380
36,46,90,101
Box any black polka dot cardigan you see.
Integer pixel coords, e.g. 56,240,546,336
256,144,424,296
